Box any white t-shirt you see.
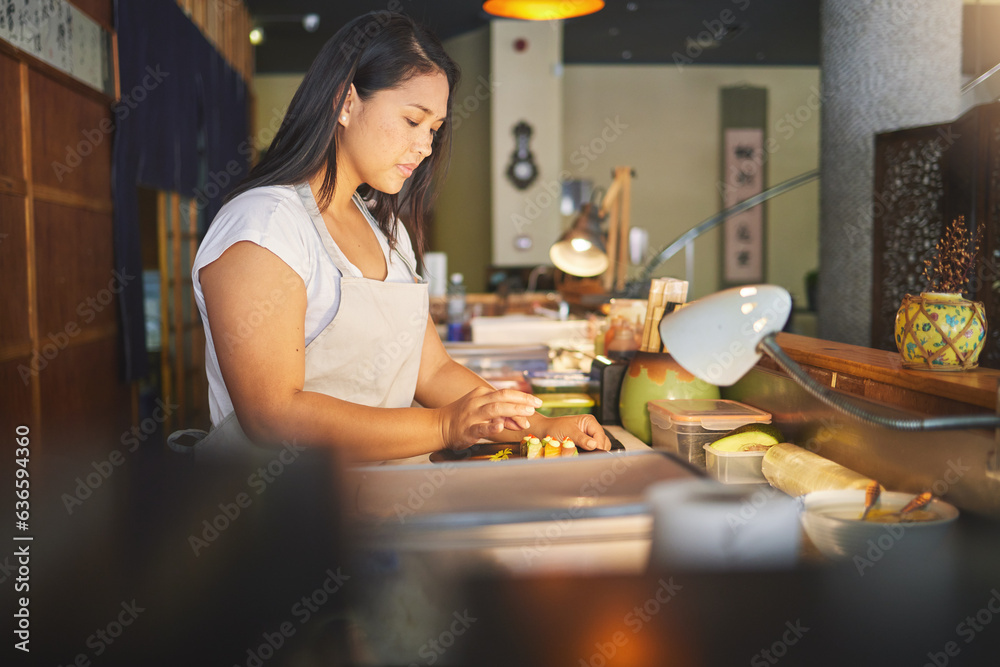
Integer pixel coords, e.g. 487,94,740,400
192,184,419,425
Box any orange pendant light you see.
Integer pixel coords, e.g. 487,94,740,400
483,0,605,21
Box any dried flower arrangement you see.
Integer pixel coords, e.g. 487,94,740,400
922,216,984,294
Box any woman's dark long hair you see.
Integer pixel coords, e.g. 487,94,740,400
227,11,460,263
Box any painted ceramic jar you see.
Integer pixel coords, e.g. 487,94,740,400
618,352,720,444
894,292,987,370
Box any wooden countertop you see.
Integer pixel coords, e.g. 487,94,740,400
772,333,1000,411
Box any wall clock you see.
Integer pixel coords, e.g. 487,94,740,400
506,120,538,190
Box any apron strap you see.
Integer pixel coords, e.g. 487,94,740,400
294,183,424,284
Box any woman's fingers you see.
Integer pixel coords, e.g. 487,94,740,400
540,414,611,451
502,415,531,431
444,388,541,448
581,415,611,451
469,388,540,420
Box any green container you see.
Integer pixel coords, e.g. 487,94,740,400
618,352,720,444
536,393,595,417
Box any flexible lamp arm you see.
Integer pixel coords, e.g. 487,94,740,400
638,170,819,283
759,334,1000,432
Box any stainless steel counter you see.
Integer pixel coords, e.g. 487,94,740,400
344,427,691,576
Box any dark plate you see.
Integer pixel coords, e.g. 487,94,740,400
429,429,625,463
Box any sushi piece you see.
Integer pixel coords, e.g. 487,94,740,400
524,435,543,459
542,436,561,458
560,437,578,457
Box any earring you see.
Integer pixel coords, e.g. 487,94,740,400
341,115,347,122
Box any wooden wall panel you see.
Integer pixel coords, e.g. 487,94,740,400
2,0,127,455
0,193,30,349
34,202,117,335
0,52,23,185
0,358,34,439
70,0,114,29
28,68,113,200
39,337,131,452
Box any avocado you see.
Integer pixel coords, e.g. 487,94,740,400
708,423,785,452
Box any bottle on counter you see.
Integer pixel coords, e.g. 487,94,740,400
446,272,467,342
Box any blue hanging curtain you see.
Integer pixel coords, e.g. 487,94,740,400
113,0,249,381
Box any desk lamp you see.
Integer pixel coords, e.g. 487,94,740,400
549,166,633,292
658,285,1000,431
549,202,609,277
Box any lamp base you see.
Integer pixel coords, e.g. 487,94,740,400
556,275,610,309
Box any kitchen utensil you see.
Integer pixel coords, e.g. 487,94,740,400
859,480,882,521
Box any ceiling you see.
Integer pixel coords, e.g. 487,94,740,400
245,1,821,74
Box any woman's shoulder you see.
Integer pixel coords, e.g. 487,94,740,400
204,185,315,240
196,184,321,276
217,185,306,221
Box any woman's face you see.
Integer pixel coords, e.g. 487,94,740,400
339,71,449,194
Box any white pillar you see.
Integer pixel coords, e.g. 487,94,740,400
490,19,563,267
818,0,961,345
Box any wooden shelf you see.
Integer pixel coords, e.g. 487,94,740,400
772,333,1000,412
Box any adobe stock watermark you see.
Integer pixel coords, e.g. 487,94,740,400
716,84,827,200
17,268,135,385
579,577,683,667
451,74,500,132
188,440,307,556
409,610,478,666
0,550,19,586
522,454,637,566
235,566,350,667
853,458,970,576
750,619,810,666
922,588,1000,667
348,310,426,389
61,399,179,515
511,115,629,237
673,0,752,70
698,291,791,386
51,65,170,182
338,1,405,58
219,269,302,354
568,116,629,173
53,599,146,664
191,105,287,211
845,126,961,248
393,462,460,523
511,176,565,238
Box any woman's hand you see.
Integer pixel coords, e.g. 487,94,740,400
532,413,611,451
438,387,542,450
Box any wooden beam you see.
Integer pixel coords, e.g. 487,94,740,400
171,193,185,431
33,184,113,215
157,191,172,431
20,60,41,449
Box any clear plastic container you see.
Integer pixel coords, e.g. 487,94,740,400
703,444,768,484
647,399,772,469
528,371,597,395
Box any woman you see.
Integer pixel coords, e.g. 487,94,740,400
192,11,610,461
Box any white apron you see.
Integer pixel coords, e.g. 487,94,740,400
185,184,428,462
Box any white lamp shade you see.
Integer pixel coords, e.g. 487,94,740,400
658,285,792,386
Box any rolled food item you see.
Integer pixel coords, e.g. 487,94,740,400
762,442,875,498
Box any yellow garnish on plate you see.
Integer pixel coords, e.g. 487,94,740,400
489,447,512,461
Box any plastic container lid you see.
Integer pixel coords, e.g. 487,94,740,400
647,399,771,431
